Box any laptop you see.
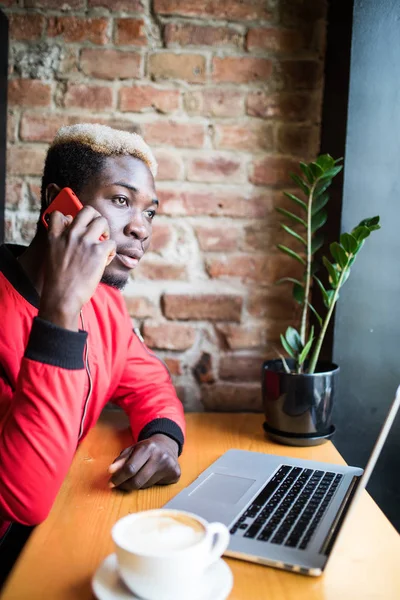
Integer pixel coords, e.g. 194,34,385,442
165,386,400,576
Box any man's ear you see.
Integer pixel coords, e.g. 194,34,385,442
45,183,62,207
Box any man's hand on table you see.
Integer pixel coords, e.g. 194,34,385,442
108,434,181,491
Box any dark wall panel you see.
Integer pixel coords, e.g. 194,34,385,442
332,0,400,531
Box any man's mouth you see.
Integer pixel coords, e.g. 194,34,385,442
116,250,143,270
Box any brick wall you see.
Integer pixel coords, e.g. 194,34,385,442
2,0,327,411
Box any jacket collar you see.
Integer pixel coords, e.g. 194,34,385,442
0,244,40,308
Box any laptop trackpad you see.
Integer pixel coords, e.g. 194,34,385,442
189,473,256,504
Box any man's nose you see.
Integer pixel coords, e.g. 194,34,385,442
124,212,149,241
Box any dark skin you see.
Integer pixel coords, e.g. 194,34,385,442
17,155,181,492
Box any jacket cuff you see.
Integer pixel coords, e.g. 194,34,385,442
138,418,185,456
25,317,88,370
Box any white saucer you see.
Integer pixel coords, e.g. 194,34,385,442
92,553,233,600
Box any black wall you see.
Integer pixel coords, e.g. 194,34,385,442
0,11,7,244
329,0,400,531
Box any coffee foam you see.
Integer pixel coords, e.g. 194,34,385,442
121,513,205,554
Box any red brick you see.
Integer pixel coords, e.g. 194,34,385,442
277,60,323,91
280,1,327,26
162,294,243,322
5,180,23,209
277,124,320,158
143,120,205,149
64,84,113,110
206,255,270,283
119,86,180,114
7,145,46,176
247,27,304,53
28,182,42,209
9,14,45,41
212,57,272,84
214,123,274,151
154,0,273,22
150,222,172,252
246,91,321,122
164,357,182,375
201,383,262,411
268,254,304,284
81,49,142,80
187,155,246,183
124,296,156,319
115,18,147,46
247,287,297,320
184,88,244,118
193,352,215,384
250,156,300,187
138,259,186,280
18,218,37,243
157,188,273,218
220,353,273,381
243,222,303,254
7,112,17,142
59,47,80,77
195,225,238,252
21,114,70,142
88,0,144,9
47,17,109,44
143,321,196,350
216,323,265,350
8,80,51,108
153,150,184,180
148,53,206,84
25,0,84,7
164,23,242,48
4,218,13,243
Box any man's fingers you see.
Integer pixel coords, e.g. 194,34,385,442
47,211,73,236
117,457,163,492
108,447,131,474
109,444,151,489
85,215,110,242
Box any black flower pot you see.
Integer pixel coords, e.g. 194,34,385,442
262,359,339,447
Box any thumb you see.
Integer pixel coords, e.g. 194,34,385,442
108,447,131,473
101,239,117,267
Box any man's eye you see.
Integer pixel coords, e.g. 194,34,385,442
144,209,156,219
113,196,128,206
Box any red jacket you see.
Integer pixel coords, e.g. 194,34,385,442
0,244,185,538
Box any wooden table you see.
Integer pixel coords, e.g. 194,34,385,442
2,412,400,600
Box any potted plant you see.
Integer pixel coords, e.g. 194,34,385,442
262,154,380,446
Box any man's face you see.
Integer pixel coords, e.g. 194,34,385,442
77,155,158,289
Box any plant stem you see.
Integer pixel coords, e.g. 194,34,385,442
307,262,350,374
300,182,316,346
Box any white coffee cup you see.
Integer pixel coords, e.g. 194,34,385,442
112,508,230,600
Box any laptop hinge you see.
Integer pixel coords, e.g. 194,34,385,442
320,475,360,556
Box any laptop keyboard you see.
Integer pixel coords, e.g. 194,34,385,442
230,465,343,550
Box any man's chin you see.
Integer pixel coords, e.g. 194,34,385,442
100,270,129,290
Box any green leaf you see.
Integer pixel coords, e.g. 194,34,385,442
314,275,330,308
340,232,358,254
330,242,349,268
276,207,307,227
277,245,306,265
290,173,310,196
334,157,344,164
308,162,324,179
293,283,305,304
298,332,314,365
358,216,381,231
283,192,307,211
314,179,333,199
326,290,336,307
285,326,303,352
351,225,371,242
311,232,324,254
315,154,335,170
308,302,322,326
276,277,304,286
341,269,351,286
280,223,307,246
311,209,328,233
312,192,329,215
280,334,296,359
300,162,314,184
322,256,339,287
319,165,343,180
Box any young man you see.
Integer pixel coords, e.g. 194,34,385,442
0,124,185,543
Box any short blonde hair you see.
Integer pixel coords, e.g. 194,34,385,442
51,123,158,178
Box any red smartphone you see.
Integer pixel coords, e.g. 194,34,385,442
42,187,106,241
41,187,83,229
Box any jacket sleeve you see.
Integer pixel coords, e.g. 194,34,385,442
0,317,88,526
111,328,185,455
